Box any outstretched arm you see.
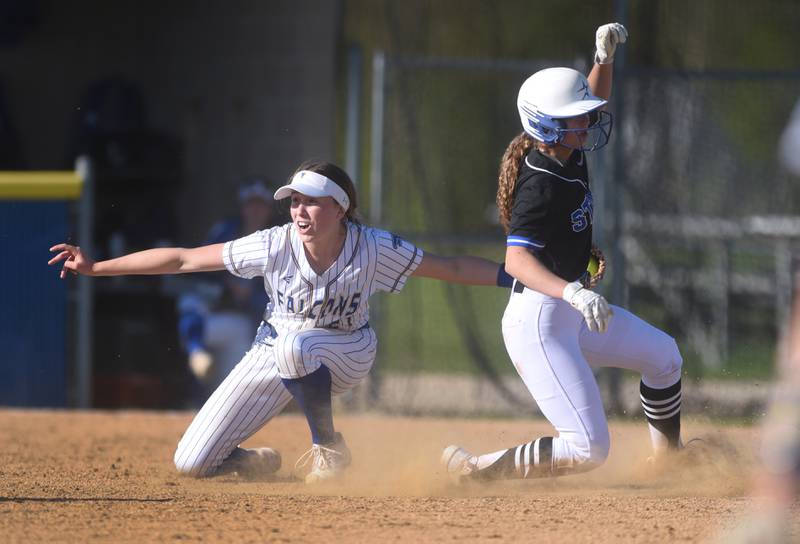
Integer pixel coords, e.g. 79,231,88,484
48,243,226,279
411,252,508,286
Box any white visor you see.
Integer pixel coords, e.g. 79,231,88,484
547,98,607,119
273,170,350,211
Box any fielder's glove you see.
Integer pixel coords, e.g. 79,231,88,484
563,281,613,333
594,22,628,64
584,245,607,289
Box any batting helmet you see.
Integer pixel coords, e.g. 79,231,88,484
517,67,613,151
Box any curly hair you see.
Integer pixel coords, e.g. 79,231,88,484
496,132,535,233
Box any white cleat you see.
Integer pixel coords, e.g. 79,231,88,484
441,445,478,482
227,447,282,479
296,432,352,484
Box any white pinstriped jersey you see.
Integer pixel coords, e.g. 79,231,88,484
222,221,423,335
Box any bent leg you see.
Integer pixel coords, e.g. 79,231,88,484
273,326,377,394
580,305,683,452
173,343,292,477
469,293,610,480
273,326,377,445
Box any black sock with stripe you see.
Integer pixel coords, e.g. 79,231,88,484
473,437,554,480
640,379,682,450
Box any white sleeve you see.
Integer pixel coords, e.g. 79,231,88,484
222,228,274,279
372,229,424,293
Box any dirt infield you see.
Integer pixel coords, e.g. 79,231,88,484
0,409,795,543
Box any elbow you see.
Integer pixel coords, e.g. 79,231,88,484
504,259,520,280
504,250,525,280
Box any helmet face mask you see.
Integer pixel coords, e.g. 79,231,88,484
517,67,614,152
556,110,613,152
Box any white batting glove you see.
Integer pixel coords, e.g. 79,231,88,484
594,22,628,64
562,281,613,333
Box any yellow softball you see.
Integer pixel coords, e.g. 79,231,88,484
587,255,599,277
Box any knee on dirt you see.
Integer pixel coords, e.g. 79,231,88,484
563,431,611,472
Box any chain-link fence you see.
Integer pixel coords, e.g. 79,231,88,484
340,0,800,414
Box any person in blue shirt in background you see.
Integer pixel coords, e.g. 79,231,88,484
178,178,282,399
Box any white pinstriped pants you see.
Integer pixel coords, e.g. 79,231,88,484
502,288,682,474
173,326,378,476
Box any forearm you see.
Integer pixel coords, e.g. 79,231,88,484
505,246,568,298
443,256,503,285
91,247,192,276
413,253,502,286
587,62,613,101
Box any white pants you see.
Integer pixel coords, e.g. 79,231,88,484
502,287,682,473
173,326,377,476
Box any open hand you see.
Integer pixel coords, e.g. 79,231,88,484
48,243,95,279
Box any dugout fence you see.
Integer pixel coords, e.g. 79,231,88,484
0,159,94,408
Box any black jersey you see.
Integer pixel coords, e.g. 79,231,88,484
507,148,593,283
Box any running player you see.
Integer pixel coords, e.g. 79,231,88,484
442,23,686,481
49,160,514,483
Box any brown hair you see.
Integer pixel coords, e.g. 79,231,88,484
292,160,360,223
497,132,535,233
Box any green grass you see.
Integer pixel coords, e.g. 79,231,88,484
375,279,778,381
376,277,512,374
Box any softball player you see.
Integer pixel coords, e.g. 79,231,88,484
443,23,686,481
50,160,512,483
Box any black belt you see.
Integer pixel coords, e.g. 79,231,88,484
512,272,590,294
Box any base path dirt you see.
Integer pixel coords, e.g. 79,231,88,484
0,409,795,543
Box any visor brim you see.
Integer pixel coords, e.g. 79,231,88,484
549,98,607,119
273,182,329,201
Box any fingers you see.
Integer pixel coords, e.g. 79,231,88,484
49,243,75,253
582,298,612,333
610,23,628,44
569,286,613,333
48,243,80,279
59,258,78,279
594,299,613,333
583,309,599,333
597,22,628,48
616,23,628,42
47,250,72,265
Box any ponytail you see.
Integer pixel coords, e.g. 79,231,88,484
497,132,535,233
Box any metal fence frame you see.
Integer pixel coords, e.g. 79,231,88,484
344,47,800,375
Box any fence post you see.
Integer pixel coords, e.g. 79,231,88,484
369,50,386,226
365,50,387,408
75,156,94,408
345,45,363,187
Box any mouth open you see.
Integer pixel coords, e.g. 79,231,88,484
296,221,311,233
